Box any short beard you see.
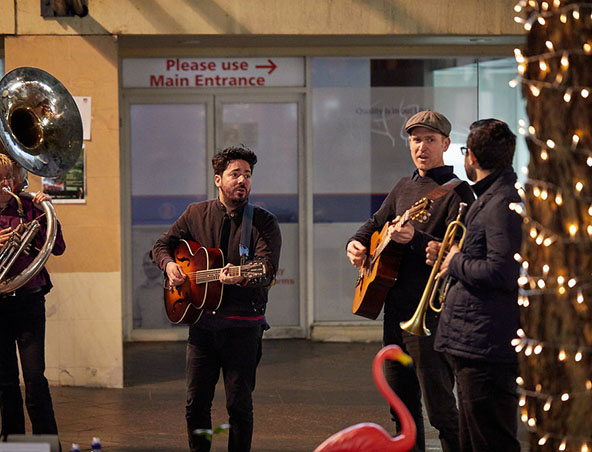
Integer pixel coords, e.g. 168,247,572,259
220,186,248,208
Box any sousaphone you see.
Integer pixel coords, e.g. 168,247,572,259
0,67,83,293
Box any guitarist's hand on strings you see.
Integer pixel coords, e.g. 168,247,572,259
347,240,367,268
220,263,246,286
166,261,187,286
387,216,414,244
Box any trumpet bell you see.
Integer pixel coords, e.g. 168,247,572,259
400,315,431,336
399,202,468,337
0,66,83,177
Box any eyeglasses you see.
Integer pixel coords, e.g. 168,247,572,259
460,146,468,156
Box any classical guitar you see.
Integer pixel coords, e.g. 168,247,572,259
352,197,432,320
164,239,266,324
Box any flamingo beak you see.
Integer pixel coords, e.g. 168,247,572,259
396,353,413,367
385,348,413,366
382,345,413,367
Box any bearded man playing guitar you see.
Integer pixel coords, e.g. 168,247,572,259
346,111,474,452
152,146,281,452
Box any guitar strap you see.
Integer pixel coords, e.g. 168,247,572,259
239,203,254,265
425,177,463,200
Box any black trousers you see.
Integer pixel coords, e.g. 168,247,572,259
384,311,460,452
186,325,263,452
449,355,520,452
0,292,59,437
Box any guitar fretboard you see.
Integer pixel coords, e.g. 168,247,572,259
372,209,416,262
187,266,246,284
374,216,405,258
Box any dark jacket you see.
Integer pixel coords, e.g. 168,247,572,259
152,199,282,318
434,168,522,362
349,166,475,321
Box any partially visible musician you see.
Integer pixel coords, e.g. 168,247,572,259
11,159,29,194
346,111,474,452
0,153,66,445
428,119,522,452
152,146,281,452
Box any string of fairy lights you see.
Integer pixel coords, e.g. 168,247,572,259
517,122,592,165
511,1,592,102
510,1,592,450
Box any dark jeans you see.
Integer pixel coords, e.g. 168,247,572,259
0,292,59,437
384,311,459,452
186,326,263,452
449,355,520,452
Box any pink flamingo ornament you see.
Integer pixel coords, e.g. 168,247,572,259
313,345,417,452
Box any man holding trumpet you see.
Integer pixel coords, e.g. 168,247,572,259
427,119,523,452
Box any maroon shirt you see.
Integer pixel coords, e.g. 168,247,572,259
0,195,66,294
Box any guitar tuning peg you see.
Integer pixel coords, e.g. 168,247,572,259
417,212,431,223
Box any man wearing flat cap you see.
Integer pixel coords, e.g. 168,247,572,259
347,110,475,451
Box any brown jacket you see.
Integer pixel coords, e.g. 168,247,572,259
152,199,281,317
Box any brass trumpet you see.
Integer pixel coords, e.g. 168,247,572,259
400,202,468,336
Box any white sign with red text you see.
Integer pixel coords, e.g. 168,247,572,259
122,58,305,88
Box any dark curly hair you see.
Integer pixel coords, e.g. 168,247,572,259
211,146,258,175
467,119,516,170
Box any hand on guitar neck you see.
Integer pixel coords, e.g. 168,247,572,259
386,215,415,245
165,261,246,286
220,263,247,285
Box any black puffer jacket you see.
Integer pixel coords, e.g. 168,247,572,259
434,168,523,363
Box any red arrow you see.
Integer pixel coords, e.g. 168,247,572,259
255,59,277,75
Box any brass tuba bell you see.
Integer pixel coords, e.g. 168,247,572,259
0,67,83,293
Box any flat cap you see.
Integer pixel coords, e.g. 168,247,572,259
405,110,452,137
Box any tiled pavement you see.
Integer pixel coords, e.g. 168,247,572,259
32,340,528,451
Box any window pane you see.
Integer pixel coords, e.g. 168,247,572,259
478,58,529,178
311,57,522,323
130,103,207,330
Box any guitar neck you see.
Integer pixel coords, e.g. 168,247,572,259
375,212,411,256
190,265,248,284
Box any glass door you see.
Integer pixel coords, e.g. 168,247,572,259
124,93,304,339
216,95,303,336
124,94,213,340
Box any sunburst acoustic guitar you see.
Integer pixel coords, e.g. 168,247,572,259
164,239,266,324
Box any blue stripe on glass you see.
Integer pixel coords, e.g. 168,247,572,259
313,194,386,223
131,194,387,226
132,195,207,226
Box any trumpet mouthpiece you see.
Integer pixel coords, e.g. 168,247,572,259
2,186,12,193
